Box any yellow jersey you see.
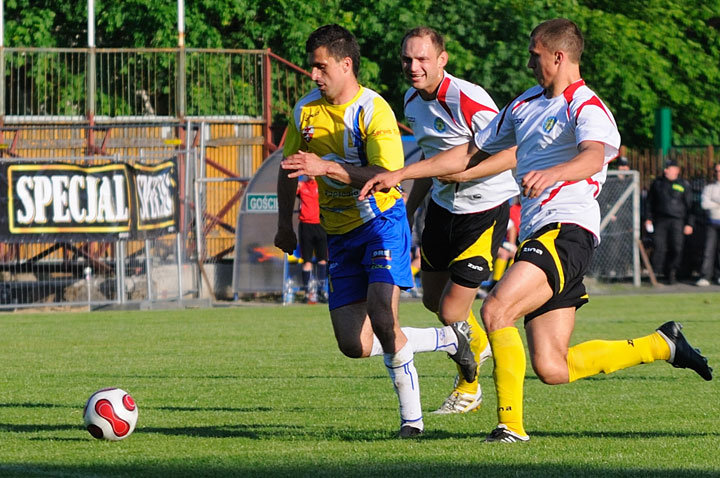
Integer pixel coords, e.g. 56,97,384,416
284,86,404,235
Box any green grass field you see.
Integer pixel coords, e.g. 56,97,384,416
1,293,719,477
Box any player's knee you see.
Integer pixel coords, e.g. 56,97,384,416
336,340,364,359
436,305,465,326
532,360,568,385
480,295,509,331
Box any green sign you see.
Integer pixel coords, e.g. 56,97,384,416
246,193,278,212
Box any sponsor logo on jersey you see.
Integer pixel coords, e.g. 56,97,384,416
467,263,484,271
433,117,446,133
371,249,392,261
672,183,685,193
302,125,315,142
514,118,525,125
523,246,544,255
542,116,557,133
407,116,416,124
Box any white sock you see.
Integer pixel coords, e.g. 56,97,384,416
384,342,423,430
370,326,458,356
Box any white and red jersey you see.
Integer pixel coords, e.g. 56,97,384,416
404,71,519,214
474,79,621,243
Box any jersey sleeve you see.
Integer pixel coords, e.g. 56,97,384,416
365,97,404,171
473,103,516,154
574,97,621,163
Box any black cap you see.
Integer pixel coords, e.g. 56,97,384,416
665,159,678,168
617,156,628,166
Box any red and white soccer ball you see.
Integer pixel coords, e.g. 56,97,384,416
83,388,138,441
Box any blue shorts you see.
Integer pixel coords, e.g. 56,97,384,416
326,202,414,310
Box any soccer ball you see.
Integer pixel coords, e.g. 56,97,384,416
83,388,138,441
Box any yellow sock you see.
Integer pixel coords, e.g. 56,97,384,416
455,310,489,395
567,332,671,382
411,265,420,276
489,327,527,437
492,257,508,282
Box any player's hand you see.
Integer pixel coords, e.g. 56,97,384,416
522,169,560,199
683,225,693,235
281,151,329,179
274,225,297,254
358,170,403,200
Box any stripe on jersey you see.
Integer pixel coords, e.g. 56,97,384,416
540,180,578,207
576,96,615,125
586,177,601,197
459,90,498,130
436,77,455,124
352,106,367,166
562,79,585,104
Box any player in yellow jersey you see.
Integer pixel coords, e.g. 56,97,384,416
275,24,477,438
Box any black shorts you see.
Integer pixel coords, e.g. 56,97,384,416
515,223,595,323
299,222,328,262
420,200,509,288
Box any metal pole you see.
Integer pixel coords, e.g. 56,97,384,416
1,0,5,125
0,0,4,48
262,49,272,159
176,232,184,306
117,240,127,304
145,239,154,301
176,0,186,119
86,0,97,154
194,124,205,292
632,171,641,287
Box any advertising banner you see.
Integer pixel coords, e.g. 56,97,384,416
0,160,178,241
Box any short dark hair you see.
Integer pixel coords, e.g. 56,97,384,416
531,18,584,63
306,24,360,77
401,26,445,54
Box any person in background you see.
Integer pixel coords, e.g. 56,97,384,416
645,160,694,284
696,163,720,286
296,175,328,302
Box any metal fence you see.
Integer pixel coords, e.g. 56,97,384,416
2,47,267,119
589,170,641,285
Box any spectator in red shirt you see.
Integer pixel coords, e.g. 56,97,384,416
297,176,329,302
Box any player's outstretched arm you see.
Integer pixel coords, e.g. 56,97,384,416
282,150,390,190
522,140,605,198
359,142,480,199
437,147,517,184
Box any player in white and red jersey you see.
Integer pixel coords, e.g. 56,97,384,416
361,18,712,443
401,27,519,414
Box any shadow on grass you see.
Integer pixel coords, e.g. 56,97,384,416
0,402,74,409
134,423,717,442
2,419,716,442
155,405,273,412
0,423,81,433
0,462,718,478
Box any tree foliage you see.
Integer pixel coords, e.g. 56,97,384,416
4,0,719,147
